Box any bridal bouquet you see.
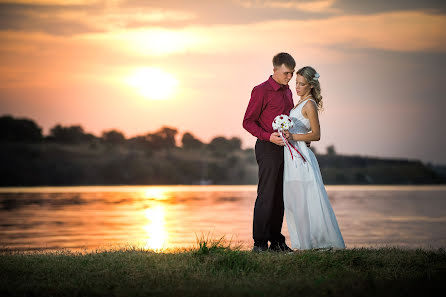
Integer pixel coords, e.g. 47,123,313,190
272,114,306,163
272,115,293,131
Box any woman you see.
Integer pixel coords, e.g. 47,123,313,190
283,66,345,250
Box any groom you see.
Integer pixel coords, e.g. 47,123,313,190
243,52,295,252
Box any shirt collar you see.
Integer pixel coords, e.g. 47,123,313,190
268,75,289,91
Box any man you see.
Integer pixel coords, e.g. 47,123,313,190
243,52,295,252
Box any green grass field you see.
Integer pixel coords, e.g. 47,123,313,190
1,239,445,297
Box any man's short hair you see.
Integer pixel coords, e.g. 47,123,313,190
272,52,296,69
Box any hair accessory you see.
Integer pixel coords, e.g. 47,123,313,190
313,73,320,81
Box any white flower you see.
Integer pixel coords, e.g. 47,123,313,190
272,114,293,131
313,73,320,81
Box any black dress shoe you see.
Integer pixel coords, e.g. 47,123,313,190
252,243,268,252
279,242,293,252
269,242,293,252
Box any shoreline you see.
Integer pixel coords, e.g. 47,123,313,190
1,184,446,191
1,243,445,254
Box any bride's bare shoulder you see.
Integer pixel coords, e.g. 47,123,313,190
302,99,318,112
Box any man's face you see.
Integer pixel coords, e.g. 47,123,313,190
273,64,294,85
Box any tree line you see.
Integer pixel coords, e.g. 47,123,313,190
1,114,444,186
0,115,243,153
0,115,340,155
0,115,256,186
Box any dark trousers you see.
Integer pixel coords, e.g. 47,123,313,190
253,139,286,245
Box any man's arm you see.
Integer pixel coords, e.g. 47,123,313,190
242,86,272,142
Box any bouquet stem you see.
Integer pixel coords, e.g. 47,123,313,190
279,131,306,163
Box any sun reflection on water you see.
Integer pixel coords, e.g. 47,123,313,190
142,187,169,250
143,187,169,200
143,205,168,250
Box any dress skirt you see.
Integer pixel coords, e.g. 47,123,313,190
283,140,345,250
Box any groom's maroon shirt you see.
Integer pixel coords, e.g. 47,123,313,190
243,76,294,141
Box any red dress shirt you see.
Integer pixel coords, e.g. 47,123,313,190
243,76,294,141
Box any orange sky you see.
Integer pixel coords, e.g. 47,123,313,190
1,0,446,163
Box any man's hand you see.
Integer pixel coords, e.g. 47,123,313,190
270,132,285,146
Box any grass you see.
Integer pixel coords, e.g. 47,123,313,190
1,237,445,297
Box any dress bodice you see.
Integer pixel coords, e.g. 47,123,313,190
289,99,316,134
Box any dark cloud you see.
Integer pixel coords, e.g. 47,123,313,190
333,0,446,14
0,14,103,36
0,1,106,35
0,1,103,12
1,0,445,36
0,0,336,35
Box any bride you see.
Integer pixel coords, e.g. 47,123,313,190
283,66,345,250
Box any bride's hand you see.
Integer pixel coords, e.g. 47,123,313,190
283,130,291,140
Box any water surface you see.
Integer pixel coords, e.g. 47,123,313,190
0,185,445,251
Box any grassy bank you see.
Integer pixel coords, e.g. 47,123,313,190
1,242,445,297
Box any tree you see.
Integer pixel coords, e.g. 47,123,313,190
102,129,126,144
228,137,242,151
326,145,336,156
145,126,178,150
0,115,43,142
127,136,152,155
208,136,242,152
48,124,95,144
181,132,203,149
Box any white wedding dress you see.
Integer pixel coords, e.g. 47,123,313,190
283,99,345,250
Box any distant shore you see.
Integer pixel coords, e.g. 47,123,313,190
1,141,445,187
1,242,445,297
2,114,445,186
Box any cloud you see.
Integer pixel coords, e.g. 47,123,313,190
333,0,446,14
159,11,446,54
0,1,196,35
236,0,339,13
236,0,446,14
0,1,106,35
1,9,444,79
121,0,338,25
2,0,446,36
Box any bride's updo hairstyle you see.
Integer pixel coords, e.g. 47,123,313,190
296,66,323,111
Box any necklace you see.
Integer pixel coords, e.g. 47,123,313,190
294,94,313,109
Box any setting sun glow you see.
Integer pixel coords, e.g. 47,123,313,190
126,68,178,100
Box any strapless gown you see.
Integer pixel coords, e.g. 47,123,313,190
283,99,345,250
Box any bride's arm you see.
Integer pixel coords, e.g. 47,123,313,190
291,101,321,142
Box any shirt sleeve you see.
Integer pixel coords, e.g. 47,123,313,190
242,85,271,141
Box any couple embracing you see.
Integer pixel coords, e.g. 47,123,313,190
243,52,345,252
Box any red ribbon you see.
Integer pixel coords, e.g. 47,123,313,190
279,131,306,163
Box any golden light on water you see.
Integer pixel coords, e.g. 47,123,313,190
143,187,169,200
144,205,168,250
126,67,178,100
141,187,169,250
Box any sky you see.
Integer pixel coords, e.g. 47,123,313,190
1,0,446,164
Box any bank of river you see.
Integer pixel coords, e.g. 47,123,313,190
1,245,444,297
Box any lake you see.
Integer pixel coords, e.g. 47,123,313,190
0,185,445,251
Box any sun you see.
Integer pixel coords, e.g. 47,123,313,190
126,68,178,100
